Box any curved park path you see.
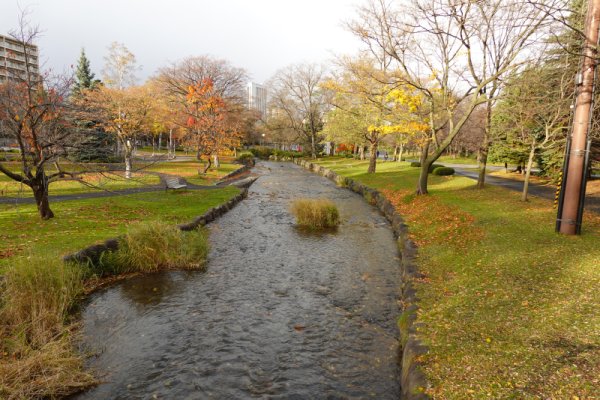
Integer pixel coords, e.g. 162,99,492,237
73,162,403,399
450,165,600,214
0,171,241,205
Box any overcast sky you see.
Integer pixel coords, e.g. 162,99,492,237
1,0,363,84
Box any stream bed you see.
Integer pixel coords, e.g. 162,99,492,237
74,162,402,399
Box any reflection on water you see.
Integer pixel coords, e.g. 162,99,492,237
74,162,402,399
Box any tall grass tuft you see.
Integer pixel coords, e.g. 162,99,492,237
0,256,94,398
0,256,85,349
290,198,340,229
106,221,209,273
0,336,95,399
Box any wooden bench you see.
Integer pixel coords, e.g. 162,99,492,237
165,176,187,191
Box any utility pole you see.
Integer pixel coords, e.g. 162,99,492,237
557,0,600,235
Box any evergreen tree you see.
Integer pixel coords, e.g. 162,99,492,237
72,48,100,95
70,49,112,162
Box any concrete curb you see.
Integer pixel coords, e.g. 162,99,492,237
217,162,254,183
294,159,431,400
64,188,249,265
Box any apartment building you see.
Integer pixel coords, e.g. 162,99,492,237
0,34,39,82
247,82,268,120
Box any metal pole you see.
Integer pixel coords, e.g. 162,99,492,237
555,136,571,232
576,138,593,234
558,0,600,235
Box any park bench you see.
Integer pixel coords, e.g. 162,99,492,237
164,176,187,191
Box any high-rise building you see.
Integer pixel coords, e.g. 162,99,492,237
247,82,268,120
0,34,39,82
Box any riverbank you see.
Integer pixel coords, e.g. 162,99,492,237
309,157,600,398
0,186,242,399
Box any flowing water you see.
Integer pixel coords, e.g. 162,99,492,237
74,162,402,399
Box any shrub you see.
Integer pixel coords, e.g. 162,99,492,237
266,149,304,161
249,146,274,159
432,167,455,176
429,163,445,173
104,221,209,273
410,161,446,173
290,199,340,229
236,153,255,165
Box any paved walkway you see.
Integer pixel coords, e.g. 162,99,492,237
0,168,251,205
449,164,600,215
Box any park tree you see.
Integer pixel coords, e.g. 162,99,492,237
0,18,77,219
350,0,561,194
102,42,138,90
267,63,329,158
155,56,249,165
322,56,427,173
69,48,113,162
72,48,100,95
184,78,241,172
81,85,151,178
321,100,369,160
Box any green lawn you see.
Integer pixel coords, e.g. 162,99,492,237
0,157,243,198
140,160,241,185
0,162,160,198
0,187,240,269
313,156,600,399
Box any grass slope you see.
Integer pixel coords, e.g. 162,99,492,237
0,187,239,268
314,157,600,399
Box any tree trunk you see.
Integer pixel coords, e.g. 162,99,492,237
393,146,399,161
203,157,212,174
158,133,162,152
359,146,365,160
398,143,404,163
233,148,237,158
416,141,431,195
368,141,378,174
213,154,220,168
124,139,133,179
168,129,173,159
31,177,54,220
521,140,537,202
476,101,493,189
311,133,317,159
151,136,156,156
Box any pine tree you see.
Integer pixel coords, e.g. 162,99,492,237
70,49,113,162
72,48,99,95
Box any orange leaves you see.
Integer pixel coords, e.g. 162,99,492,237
184,78,242,156
382,188,484,249
186,78,225,114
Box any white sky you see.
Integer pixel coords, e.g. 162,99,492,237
1,0,363,84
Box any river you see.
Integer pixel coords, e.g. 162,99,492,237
74,161,402,399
